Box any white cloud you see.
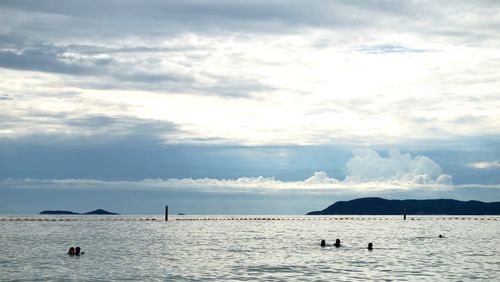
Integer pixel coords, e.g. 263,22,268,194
435,174,453,185
344,148,451,185
1,149,455,192
468,161,500,170
1,2,500,145
303,171,339,185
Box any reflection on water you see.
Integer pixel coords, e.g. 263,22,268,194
0,215,499,281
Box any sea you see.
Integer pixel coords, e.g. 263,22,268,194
1,215,499,281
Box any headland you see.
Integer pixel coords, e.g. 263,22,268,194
307,197,500,215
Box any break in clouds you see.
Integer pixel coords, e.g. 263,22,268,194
3,149,453,192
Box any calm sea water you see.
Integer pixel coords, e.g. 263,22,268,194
1,215,499,281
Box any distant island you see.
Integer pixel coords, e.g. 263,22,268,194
307,197,500,215
39,209,118,215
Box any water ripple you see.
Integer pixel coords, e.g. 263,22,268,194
0,215,499,281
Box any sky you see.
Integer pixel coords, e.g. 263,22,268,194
1,0,499,214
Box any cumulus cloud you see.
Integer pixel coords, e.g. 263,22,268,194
344,149,452,185
468,161,500,170
303,171,339,185
1,149,454,193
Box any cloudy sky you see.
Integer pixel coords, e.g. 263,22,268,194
1,0,499,214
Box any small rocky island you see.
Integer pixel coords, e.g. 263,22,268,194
307,197,500,215
40,209,118,215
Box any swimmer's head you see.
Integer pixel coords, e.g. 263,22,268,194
368,242,373,250
321,240,326,247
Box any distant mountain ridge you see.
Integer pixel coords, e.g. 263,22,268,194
39,209,118,215
307,197,500,215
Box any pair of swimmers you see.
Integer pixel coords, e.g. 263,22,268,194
68,247,84,256
321,235,444,249
321,239,373,250
321,239,342,247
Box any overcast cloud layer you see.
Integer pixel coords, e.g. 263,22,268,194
1,0,500,144
1,1,499,213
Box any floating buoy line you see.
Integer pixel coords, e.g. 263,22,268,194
0,218,159,221
0,217,497,222
175,217,498,221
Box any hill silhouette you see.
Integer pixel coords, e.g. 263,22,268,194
39,209,118,215
39,210,79,215
307,197,500,215
83,209,118,215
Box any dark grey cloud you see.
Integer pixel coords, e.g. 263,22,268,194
63,115,178,137
1,0,497,98
78,71,270,97
0,43,270,97
0,0,358,39
2,0,497,42
76,45,185,54
0,110,181,146
0,44,186,79
356,44,427,54
452,115,487,124
0,93,14,101
0,47,108,75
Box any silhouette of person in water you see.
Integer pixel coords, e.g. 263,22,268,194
367,242,373,250
439,234,444,238
334,239,341,247
321,240,326,247
68,247,75,256
75,247,84,256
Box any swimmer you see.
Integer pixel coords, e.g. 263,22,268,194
367,242,373,250
68,247,75,256
321,240,326,247
334,239,341,247
439,234,444,238
75,247,84,256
